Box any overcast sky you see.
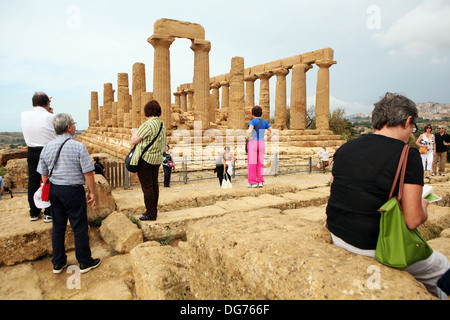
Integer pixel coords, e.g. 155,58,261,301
1,0,449,131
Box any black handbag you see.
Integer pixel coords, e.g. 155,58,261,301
125,122,163,173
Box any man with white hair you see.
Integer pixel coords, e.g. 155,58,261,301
37,113,100,274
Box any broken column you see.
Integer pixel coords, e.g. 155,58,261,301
132,63,146,128
103,83,114,127
117,73,130,128
90,91,99,126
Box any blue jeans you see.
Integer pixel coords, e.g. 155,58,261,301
50,184,94,266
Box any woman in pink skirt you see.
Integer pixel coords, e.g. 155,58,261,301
246,106,274,188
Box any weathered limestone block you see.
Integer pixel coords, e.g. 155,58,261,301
70,280,133,300
183,208,436,300
131,241,193,300
0,148,27,166
418,204,450,240
0,200,74,265
3,158,28,189
99,211,143,253
85,174,116,223
0,263,43,299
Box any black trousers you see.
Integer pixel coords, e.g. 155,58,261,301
27,147,51,217
137,160,160,219
163,165,172,187
50,184,93,266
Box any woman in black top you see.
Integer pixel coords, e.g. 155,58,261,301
326,92,450,298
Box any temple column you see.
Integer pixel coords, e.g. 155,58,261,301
132,62,146,128
315,59,336,130
273,68,289,130
220,81,230,112
173,92,181,109
191,39,211,130
210,82,220,124
90,91,98,126
229,56,245,130
244,74,258,108
257,71,273,123
148,35,175,129
112,102,118,127
210,82,220,110
103,83,114,127
180,90,188,112
117,73,130,128
186,89,194,112
141,92,154,121
290,64,312,130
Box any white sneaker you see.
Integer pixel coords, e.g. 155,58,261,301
44,215,52,223
30,213,43,221
439,173,445,176
251,184,258,188
257,182,263,187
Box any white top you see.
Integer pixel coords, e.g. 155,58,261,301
21,107,57,147
317,148,330,161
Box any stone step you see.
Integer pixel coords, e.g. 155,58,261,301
135,187,331,242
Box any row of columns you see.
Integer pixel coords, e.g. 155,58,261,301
89,37,335,132
172,58,336,130
88,62,152,129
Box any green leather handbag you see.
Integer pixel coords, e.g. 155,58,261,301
375,145,433,269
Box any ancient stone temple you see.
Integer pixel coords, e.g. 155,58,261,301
79,18,344,168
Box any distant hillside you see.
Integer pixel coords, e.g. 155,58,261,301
0,131,84,149
416,102,450,120
346,102,449,121
0,132,25,149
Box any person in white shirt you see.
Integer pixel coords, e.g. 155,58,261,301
317,144,331,174
21,92,57,222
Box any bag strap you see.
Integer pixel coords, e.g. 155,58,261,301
250,118,264,140
388,144,410,201
49,138,71,178
255,118,263,130
140,122,163,159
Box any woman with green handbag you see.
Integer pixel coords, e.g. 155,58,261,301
326,92,450,299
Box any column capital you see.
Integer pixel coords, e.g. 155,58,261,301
219,80,229,87
244,74,258,82
180,90,188,96
210,82,221,89
173,92,181,97
315,59,336,69
148,34,175,49
190,39,211,53
273,68,290,77
256,71,273,80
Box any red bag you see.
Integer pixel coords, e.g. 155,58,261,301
41,180,51,202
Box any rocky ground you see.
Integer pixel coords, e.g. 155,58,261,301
0,170,449,301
